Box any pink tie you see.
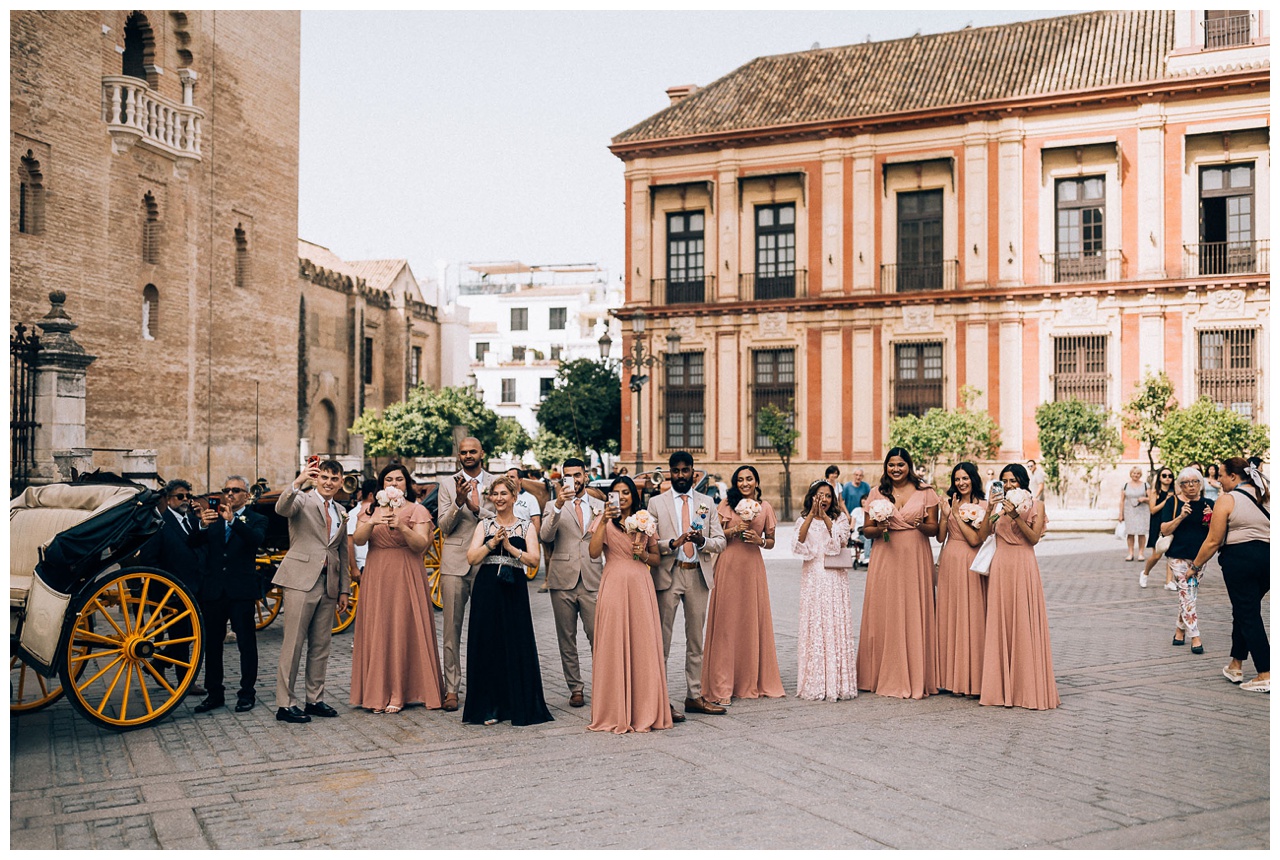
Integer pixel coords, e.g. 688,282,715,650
681,495,694,560
469,479,480,508
323,501,333,539
574,498,584,531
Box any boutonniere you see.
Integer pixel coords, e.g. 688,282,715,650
235,514,247,525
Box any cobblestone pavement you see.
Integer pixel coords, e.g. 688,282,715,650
10,532,1269,849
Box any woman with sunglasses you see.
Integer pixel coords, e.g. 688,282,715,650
1139,466,1177,589
1158,468,1213,655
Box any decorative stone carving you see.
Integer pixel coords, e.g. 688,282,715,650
1205,289,1246,318
758,311,787,338
1058,295,1099,325
901,305,935,332
671,317,696,342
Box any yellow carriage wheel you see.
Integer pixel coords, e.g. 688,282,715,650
332,581,358,634
423,527,444,610
59,566,203,731
10,654,64,713
255,584,283,631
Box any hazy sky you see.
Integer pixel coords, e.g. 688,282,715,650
298,10,1073,292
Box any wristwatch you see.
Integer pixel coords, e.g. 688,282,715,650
1189,562,1202,573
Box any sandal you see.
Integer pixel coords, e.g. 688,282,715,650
483,718,499,726
371,708,386,715
1240,677,1270,693
1223,664,1244,684
385,705,402,714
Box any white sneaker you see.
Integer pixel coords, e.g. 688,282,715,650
1164,581,1178,591
1240,677,1270,693
1139,573,1149,588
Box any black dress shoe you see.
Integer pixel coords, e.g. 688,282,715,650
304,701,339,718
234,698,255,712
193,697,225,713
276,706,312,724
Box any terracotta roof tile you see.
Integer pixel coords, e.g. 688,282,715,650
613,11,1175,144
346,259,409,293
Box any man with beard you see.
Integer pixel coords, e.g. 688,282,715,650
137,479,206,695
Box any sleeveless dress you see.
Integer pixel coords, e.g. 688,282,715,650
979,503,1060,710
856,486,940,699
792,512,857,701
462,521,553,726
1123,483,1150,537
701,500,785,703
587,522,671,733
350,502,444,710
935,503,988,696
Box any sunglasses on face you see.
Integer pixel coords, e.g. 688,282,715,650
170,492,190,500
221,487,247,495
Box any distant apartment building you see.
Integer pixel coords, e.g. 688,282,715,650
455,263,623,433
609,9,1269,504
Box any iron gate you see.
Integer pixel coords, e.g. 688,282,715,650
11,323,41,497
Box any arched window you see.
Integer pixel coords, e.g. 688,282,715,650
142,284,159,340
234,224,249,287
320,399,338,454
142,192,160,264
121,12,156,86
18,151,44,235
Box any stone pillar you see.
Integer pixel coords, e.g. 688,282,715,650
122,449,161,488
31,291,96,485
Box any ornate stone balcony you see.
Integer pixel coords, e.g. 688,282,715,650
101,75,203,169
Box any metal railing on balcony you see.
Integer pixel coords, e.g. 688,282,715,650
1205,13,1250,48
102,75,203,161
1039,249,1123,284
1183,240,1269,278
652,275,714,305
738,270,806,301
879,260,958,293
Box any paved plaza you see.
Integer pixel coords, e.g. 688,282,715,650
9,530,1269,849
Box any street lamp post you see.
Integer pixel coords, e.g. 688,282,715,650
597,310,681,478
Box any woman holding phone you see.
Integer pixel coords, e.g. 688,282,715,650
586,476,671,733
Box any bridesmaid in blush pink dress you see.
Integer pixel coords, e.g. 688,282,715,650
857,447,941,699
586,476,672,733
935,462,989,697
702,465,784,706
980,464,1060,710
793,480,857,702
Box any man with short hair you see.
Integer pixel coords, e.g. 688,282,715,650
842,468,871,514
539,457,604,707
1027,459,1046,502
648,451,727,721
192,475,268,714
272,459,351,724
138,479,206,694
436,437,495,711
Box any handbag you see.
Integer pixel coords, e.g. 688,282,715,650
824,547,854,570
1152,533,1173,554
1114,521,1126,539
969,535,997,576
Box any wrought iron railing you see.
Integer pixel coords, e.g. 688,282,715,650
1183,240,1269,278
879,260,959,293
738,270,806,301
11,323,41,497
1205,13,1250,48
1039,249,1123,284
652,275,714,305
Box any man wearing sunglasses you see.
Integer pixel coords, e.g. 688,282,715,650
191,476,268,714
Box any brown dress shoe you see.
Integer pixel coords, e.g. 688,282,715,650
569,691,585,708
669,704,686,723
684,696,727,715
442,693,459,712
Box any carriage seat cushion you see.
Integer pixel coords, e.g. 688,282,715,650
10,484,142,603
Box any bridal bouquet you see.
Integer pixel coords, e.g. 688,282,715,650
735,499,762,541
868,498,896,542
376,486,405,508
624,510,657,560
956,502,986,526
1005,488,1033,515
690,502,710,532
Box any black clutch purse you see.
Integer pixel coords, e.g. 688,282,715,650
496,564,521,586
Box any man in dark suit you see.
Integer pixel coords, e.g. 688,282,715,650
137,479,207,695
191,475,268,714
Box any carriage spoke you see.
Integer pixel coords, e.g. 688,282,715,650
93,658,129,714
137,584,180,636
143,607,195,640
136,664,157,713
87,598,127,638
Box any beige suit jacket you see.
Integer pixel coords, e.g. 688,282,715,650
539,494,605,591
436,469,496,577
648,489,725,591
272,486,350,599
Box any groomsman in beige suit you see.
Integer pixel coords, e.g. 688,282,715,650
436,437,495,712
539,457,604,708
648,450,727,721
272,458,350,724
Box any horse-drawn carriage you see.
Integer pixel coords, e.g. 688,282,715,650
10,479,203,730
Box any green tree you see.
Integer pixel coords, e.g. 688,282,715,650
1122,371,1177,476
536,359,622,461
350,407,397,459
1034,398,1123,506
495,417,533,459
888,385,1002,483
1155,397,1269,470
757,401,800,519
349,385,502,459
530,430,581,472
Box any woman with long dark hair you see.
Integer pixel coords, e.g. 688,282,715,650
980,463,1059,709
1140,466,1177,589
586,476,671,732
935,462,988,697
702,465,784,706
1189,458,1270,693
857,447,940,699
792,479,856,701
350,462,443,714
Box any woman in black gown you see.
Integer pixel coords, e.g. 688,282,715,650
462,474,553,726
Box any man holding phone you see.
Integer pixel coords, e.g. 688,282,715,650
539,457,604,708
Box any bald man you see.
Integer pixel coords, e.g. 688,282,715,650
435,437,495,711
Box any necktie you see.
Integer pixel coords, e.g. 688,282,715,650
470,478,480,509
324,500,333,539
224,516,231,541
178,515,190,536
574,498,584,532
681,495,694,559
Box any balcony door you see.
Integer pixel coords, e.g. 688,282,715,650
896,190,943,292
754,204,796,299
1055,176,1106,282
1199,163,1255,275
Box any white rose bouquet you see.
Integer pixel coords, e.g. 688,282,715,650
1004,488,1034,515
868,498,896,542
956,502,986,526
375,486,405,509
734,499,763,541
624,510,657,560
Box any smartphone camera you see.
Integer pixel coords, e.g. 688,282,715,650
607,491,620,509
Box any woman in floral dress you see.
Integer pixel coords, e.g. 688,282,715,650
792,480,856,702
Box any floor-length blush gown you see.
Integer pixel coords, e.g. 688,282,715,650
702,500,785,703
793,512,857,701
350,502,445,710
587,522,672,733
980,503,1060,710
856,486,940,699
935,504,988,696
